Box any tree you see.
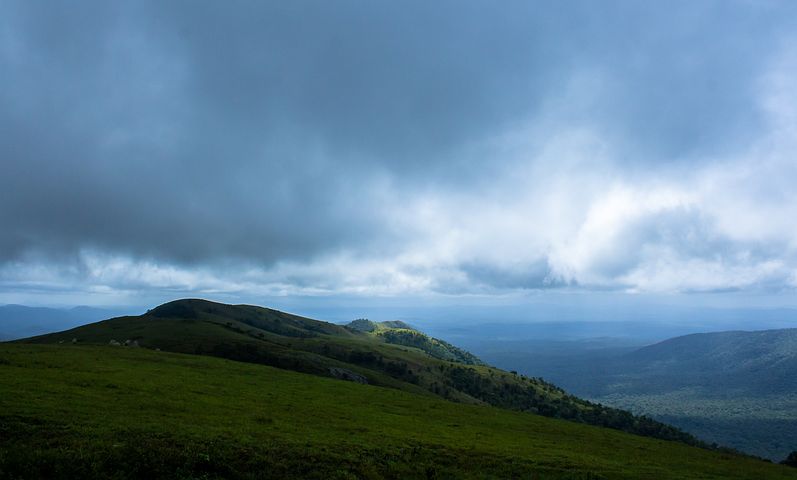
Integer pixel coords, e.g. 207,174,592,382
781,451,797,468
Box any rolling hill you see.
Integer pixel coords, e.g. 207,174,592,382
488,328,797,460
615,328,797,395
346,318,484,365
18,299,699,446
592,329,797,461
1,343,796,479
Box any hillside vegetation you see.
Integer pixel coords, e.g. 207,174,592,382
492,328,797,460
346,318,484,365
588,329,797,461
20,299,701,446
1,344,795,479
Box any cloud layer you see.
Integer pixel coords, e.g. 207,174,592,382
3,1,797,303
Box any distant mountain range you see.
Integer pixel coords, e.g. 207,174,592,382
475,328,797,460
0,304,136,340
597,329,797,395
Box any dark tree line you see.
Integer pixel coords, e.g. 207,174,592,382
437,364,706,448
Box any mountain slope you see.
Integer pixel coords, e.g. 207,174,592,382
509,328,797,460
21,298,701,447
346,318,484,365
617,329,797,395
1,344,794,479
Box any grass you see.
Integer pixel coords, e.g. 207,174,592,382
18,299,708,446
1,344,795,479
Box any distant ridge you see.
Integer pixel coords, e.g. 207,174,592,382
535,327,797,460
0,304,131,340
605,327,797,396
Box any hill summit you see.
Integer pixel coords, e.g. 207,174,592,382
346,318,484,365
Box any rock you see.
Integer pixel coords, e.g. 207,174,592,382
71,338,78,344
328,367,368,384
109,339,121,346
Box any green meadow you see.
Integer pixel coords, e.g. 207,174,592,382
1,344,794,479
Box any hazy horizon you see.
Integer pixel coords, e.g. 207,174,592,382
5,292,797,340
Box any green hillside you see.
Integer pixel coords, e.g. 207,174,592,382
1,344,794,479
541,328,797,460
345,318,484,365
620,329,797,395
19,299,701,446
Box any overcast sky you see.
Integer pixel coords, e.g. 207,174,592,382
3,1,797,311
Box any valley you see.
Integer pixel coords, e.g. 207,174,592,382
467,328,797,460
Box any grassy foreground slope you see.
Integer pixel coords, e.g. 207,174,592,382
1,345,794,480
19,299,701,446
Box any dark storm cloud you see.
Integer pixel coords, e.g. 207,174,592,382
2,0,797,300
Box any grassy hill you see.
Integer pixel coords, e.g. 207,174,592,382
346,318,484,365
18,299,702,446
619,329,797,395
1,343,795,479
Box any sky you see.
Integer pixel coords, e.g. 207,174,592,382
3,1,797,317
